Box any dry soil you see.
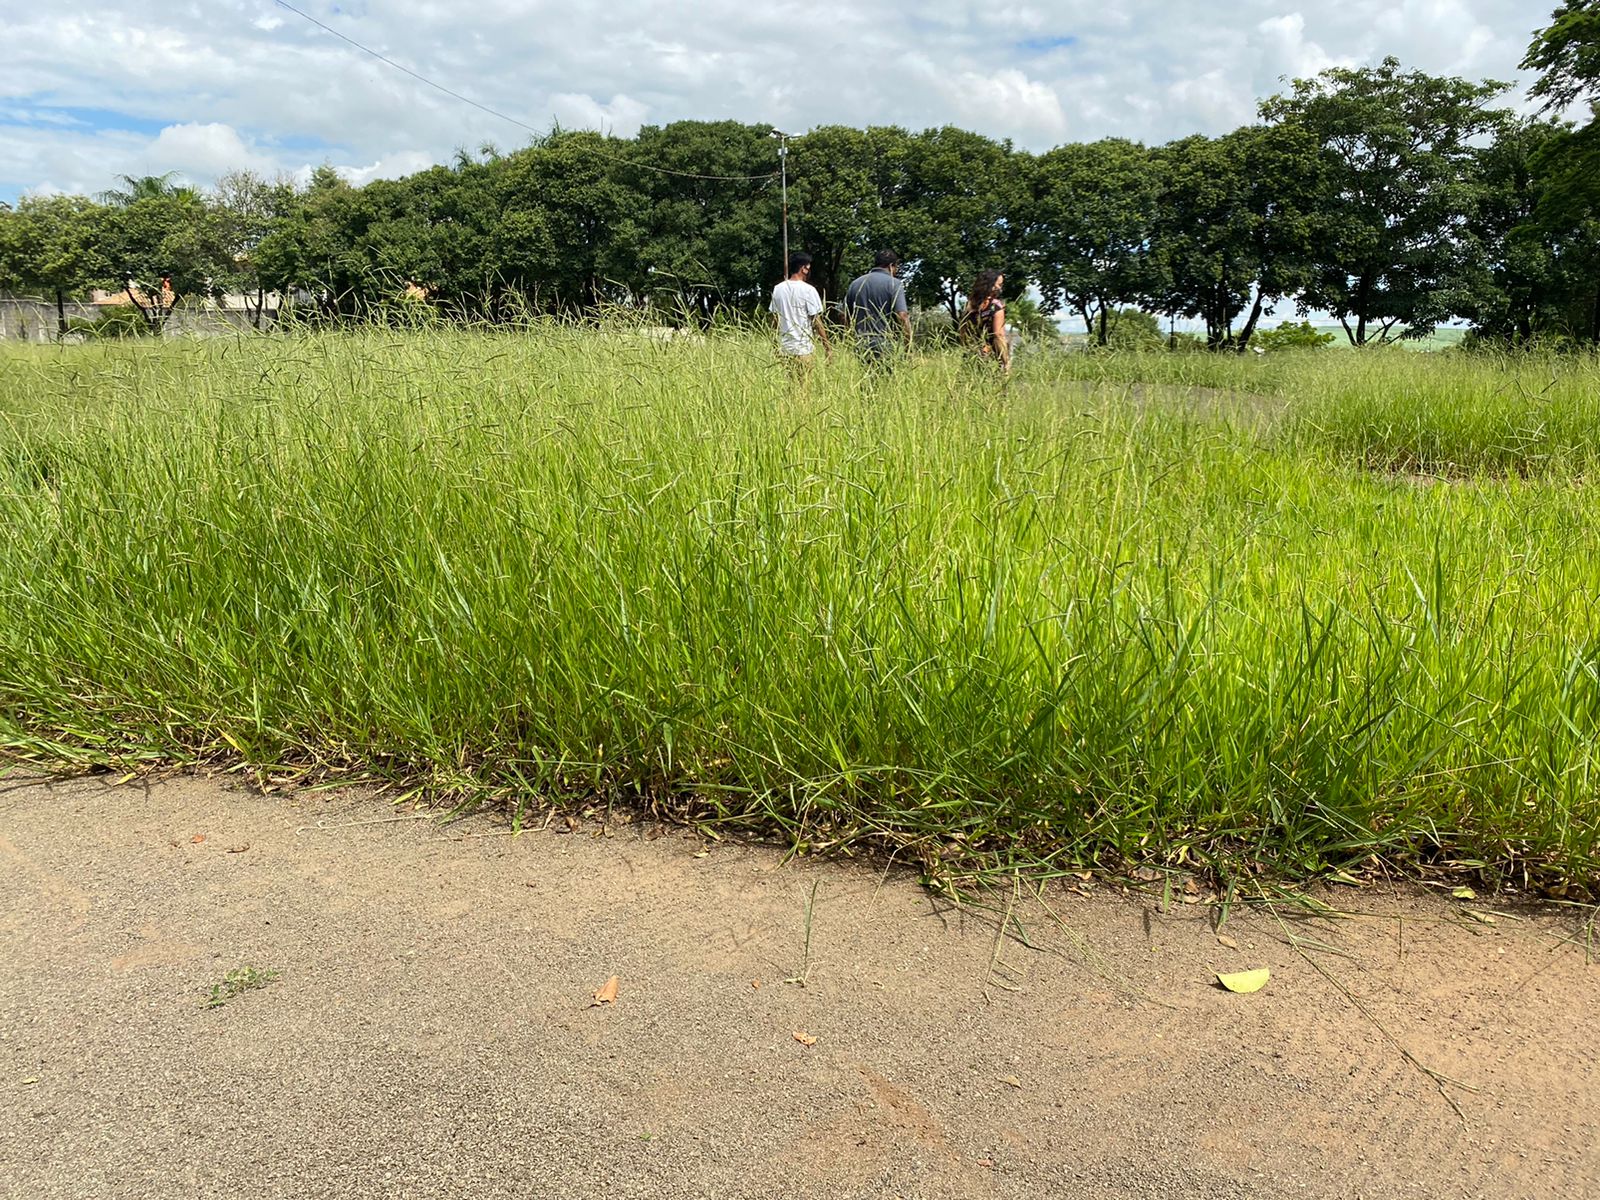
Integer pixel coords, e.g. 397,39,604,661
2,774,1596,1199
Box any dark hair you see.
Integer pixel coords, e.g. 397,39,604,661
787,252,813,277
873,249,899,269
964,269,1002,316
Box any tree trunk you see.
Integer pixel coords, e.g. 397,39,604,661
1096,306,1109,347
1235,289,1267,354
55,289,67,340
1354,273,1370,347
124,282,155,332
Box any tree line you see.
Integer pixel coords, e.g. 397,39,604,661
2,4,1598,350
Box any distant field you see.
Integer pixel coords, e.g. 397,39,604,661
2,331,1598,888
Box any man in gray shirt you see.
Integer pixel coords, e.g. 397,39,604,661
843,250,912,364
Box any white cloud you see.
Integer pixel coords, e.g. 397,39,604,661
549,92,650,138
148,122,275,179
936,69,1069,140
1255,13,1341,81
336,150,445,187
0,0,1560,198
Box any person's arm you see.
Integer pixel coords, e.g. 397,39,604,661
812,314,832,357
807,292,830,357
992,304,1011,372
894,283,911,349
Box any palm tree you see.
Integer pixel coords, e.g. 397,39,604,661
98,172,197,207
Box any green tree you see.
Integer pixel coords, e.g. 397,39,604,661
787,125,922,303
615,121,781,320
0,195,108,338
1150,125,1322,351
1521,3,1600,342
97,172,187,207
1525,0,1600,110
211,169,298,327
99,173,229,330
902,127,1028,319
1032,138,1160,346
492,132,636,311
1261,58,1511,345
255,167,374,316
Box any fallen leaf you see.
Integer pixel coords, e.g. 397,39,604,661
190,834,207,845
21,1078,39,1086
1216,968,1270,994
1216,934,1239,950
793,1030,817,1047
562,815,580,833
590,976,619,1006
1451,886,1476,900
751,979,761,990
1462,909,1498,926
976,1157,995,1168
1000,1074,1022,1089
226,845,249,854
693,849,710,859
1183,879,1199,896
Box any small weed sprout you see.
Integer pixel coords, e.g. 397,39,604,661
204,965,281,1009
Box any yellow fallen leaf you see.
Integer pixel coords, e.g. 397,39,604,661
1216,968,1270,994
793,1030,817,1047
1451,886,1476,900
590,975,619,1006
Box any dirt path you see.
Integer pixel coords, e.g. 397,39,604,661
1,776,1595,1199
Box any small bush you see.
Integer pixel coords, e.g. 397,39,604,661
68,307,154,339
1254,320,1336,352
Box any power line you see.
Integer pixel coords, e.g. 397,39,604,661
271,0,781,184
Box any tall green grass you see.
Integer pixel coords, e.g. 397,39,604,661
1286,348,1600,475
2,330,1599,885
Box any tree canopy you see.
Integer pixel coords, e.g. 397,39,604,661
5,18,1600,349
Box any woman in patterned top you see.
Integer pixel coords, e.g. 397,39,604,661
959,268,1011,374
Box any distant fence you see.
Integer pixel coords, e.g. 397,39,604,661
0,297,278,342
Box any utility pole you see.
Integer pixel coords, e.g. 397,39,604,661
771,129,792,276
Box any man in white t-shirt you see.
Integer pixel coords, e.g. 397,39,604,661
769,252,830,375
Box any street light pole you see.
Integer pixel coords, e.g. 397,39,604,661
772,129,792,276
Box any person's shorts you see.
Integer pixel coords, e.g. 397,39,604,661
857,339,898,371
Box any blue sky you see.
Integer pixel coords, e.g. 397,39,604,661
0,0,1556,203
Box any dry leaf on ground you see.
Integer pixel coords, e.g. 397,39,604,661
1216,934,1239,950
590,976,619,1006
792,1031,817,1047
1216,968,1270,993
751,979,761,990
190,834,206,844
1000,1074,1022,1089
226,845,249,854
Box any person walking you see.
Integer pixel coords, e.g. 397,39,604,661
769,252,830,376
959,268,1011,374
843,250,912,366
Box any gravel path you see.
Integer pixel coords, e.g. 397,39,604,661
2,775,1595,1199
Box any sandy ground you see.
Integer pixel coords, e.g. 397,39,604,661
1,775,1596,1200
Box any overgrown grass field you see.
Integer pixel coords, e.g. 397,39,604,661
3,330,1599,888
